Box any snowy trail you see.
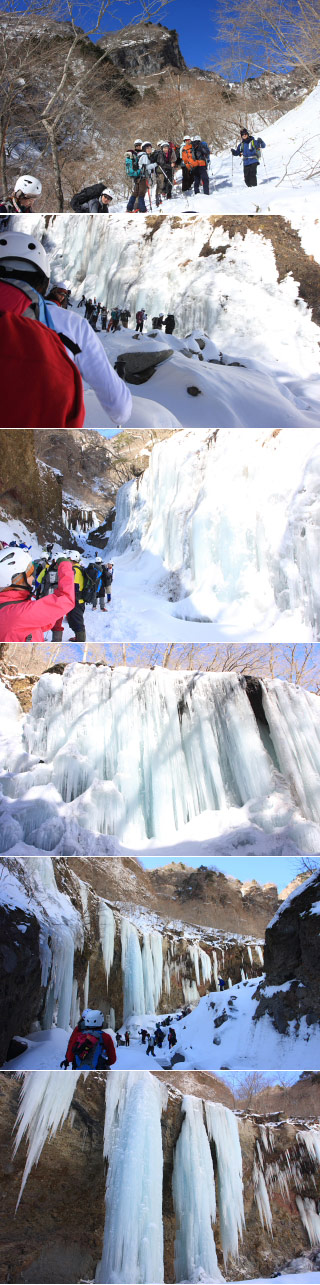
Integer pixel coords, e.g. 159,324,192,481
5,976,320,1071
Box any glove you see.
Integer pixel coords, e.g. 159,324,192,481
60,1058,69,1068
231,149,237,156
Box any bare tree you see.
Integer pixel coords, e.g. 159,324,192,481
215,0,320,82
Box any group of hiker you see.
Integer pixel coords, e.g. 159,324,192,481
0,128,267,220
0,542,114,642
0,230,132,428
59,1007,180,1069
79,299,132,332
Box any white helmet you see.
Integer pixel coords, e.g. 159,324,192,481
193,135,201,141
142,140,152,148
157,140,164,147
14,175,42,196
161,141,169,147
65,549,81,562
95,555,102,564
0,231,50,288
134,138,143,146
0,547,33,588
183,135,192,141
102,188,114,198
82,1008,104,1028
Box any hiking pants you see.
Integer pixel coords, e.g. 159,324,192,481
194,166,209,194
244,165,258,187
67,602,86,640
127,178,147,213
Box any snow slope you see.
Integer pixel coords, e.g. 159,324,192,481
1,664,320,856
14,213,320,429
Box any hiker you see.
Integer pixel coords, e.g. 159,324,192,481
179,136,194,193
125,1030,130,1047
120,308,131,327
46,283,70,308
62,1009,117,1069
167,1028,177,1048
85,299,93,320
109,307,121,332
70,183,114,212
231,129,266,187
146,1033,156,1057
78,294,86,309
126,143,155,213
154,1028,165,1048
0,549,75,642
181,137,208,194
0,174,42,214
88,556,112,612
152,142,176,204
164,313,175,334
192,136,210,194
89,301,99,331
139,1028,149,1044
0,232,132,426
218,976,226,991
100,305,108,330
50,550,87,643
135,308,147,333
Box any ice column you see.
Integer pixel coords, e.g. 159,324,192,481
253,1157,273,1232
99,901,115,983
96,1071,166,1284
13,1070,80,1205
172,1094,224,1283
205,1102,245,1264
296,1196,320,1244
121,919,145,1019
142,931,163,1012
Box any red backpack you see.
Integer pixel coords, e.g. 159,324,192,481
0,311,85,427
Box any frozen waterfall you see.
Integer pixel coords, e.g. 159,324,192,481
1,662,320,854
13,1070,80,1205
99,902,115,983
172,1095,224,1283
204,1102,245,1264
96,1071,166,1284
121,919,163,1019
108,427,320,638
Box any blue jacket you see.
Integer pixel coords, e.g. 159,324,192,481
233,136,265,166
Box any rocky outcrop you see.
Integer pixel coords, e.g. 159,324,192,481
0,431,62,538
98,21,186,77
35,429,175,529
1,1070,320,1283
0,905,42,1066
255,872,320,1033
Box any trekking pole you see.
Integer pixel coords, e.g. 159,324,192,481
146,178,152,211
261,152,268,178
231,154,234,185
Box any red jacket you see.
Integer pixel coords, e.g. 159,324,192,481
0,561,75,641
66,1025,117,1066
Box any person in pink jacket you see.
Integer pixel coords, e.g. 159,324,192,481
0,547,75,641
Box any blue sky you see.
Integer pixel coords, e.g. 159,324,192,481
139,856,300,891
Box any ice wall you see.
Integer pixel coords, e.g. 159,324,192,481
2,662,320,854
99,902,115,983
13,1070,80,1205
97,1071,166,1284
109,427,320,637
172,1095,224,1283
0,856,84,1031
205,1102,245,1264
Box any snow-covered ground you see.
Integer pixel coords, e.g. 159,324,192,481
117,80,320,247
14,202,320,428
1,664,320,856
5,974,320,1072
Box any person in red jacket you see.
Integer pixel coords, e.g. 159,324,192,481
0,547,75,641
61,1009,117,1069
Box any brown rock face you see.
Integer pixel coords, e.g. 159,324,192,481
0,431,62,537
0,906,42,1065
35,429,175,530
255,873,320,1033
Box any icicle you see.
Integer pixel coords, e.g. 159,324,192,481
121,919,145,1019
227,977,232,989
99,901,115,983
182,979,199,1005
247,945,253,965
205,1102,245,1265
163,961,171,996
212,951,219,990
13,1070,81,1206
172,1095,224,1283
96,1071,166,1284
297,1128,320,1165
253,1158,273,1232
296,1195,320,1244
257,945,264,965
83,963,90,1008
141,931,163,1012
